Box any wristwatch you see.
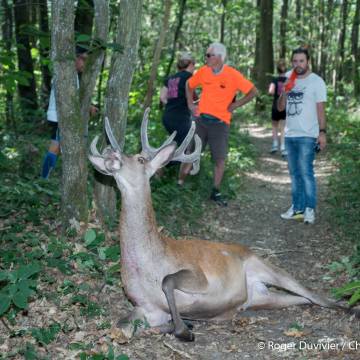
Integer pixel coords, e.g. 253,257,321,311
319,129,327,134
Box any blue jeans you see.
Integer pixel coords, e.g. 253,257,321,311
285,137,317,211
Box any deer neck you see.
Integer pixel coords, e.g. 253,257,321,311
119,182,165,258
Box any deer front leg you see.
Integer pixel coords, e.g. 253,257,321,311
162,269,208,342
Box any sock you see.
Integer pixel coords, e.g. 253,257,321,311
41,152,58,179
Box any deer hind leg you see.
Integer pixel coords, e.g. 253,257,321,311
162,269,208,342
244,281,311,310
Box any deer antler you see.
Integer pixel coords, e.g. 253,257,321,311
140,108,177,159
140,108,202,170
105,117,122,153
171,121,202,164
89,135,115,175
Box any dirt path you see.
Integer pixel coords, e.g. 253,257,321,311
116,124,359,359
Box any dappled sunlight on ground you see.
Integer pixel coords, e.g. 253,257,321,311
245,170,291,185
244,124,272,139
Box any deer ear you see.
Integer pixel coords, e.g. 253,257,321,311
148,143,176,175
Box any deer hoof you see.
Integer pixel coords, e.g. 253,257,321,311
175,328,195,342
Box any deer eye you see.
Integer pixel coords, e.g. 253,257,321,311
138,156,146,164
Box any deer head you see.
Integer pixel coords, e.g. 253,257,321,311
89,108,202,191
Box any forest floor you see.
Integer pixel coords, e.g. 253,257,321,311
1,124,359,360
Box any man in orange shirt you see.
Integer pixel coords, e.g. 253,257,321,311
186,42,257,206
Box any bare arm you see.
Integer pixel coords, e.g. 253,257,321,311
160,86,168,105
268,83,275,95
277,89,288,111
228,86,258,113
186,81,197,115
317,102,327,150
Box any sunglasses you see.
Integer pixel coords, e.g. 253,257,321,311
205,53,216,58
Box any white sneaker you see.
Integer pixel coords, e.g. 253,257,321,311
280,146,287,157
270,142,278,153
280,205,304,220
304,207,315,224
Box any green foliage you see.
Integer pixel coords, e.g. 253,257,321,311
326,102,360,305
0,263,41,315
79,347,129,360
30,323,61,346
333,281,360,306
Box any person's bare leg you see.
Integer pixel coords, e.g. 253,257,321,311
271,120,279,152
178,163,192,185
279,119,286,155
210,159,227,206
214,159,225,189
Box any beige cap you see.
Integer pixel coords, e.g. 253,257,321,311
178,51,194,62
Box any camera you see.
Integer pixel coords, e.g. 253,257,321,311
314,142,321,153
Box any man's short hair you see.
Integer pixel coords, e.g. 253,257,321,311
209,42,227,62
75,45,88,57
291,47,310,61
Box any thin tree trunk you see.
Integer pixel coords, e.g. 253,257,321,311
79,0,109,140
38,0,51,105
165,0,187,78
143,0,172,109
253,0,261,84
96,54,106,112
335,0,349,95
94,0,143,223
279,0,288,59
1,0,14,130
295,0,301,39
351,0,360,97
220,0,228,43
257,0,274,94
13,0,38,119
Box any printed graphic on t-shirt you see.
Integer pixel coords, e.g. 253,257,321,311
287,87,305,117
167,77,180,99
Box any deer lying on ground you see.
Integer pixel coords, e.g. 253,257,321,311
89,108,343,342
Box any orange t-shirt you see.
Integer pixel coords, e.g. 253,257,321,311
187,65,254,124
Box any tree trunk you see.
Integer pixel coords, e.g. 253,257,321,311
220,0,228,43
257,0,274,95
79,0,109,140
165,0,187,78
94,0,143,223
1,0,14,130
319,0,334,80
295,0,301,39
253,0,261,84
143,0,172,109
279,0,288,59
51,0,86,230
38,0,52,105
13,0,38,119
351,0,360,97
335,0,349,95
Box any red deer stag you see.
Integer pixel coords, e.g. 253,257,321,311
89,108,339,342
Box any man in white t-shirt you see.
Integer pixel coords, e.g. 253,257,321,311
278,47,327,224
